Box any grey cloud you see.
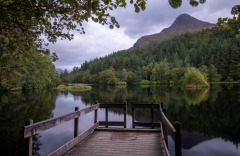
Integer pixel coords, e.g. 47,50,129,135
112,0,238,38
49,0,238,70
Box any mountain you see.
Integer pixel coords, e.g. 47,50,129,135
56,68,64,74
129,14,214,50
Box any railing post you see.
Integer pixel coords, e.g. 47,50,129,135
161,102,164,110
74,107,79,138
105,101,108,128
151,102,154,129
24,119,33,156
131,101,135,128
174,121,182,156
124,101,127,128
160,103,168,148
94,101,98,124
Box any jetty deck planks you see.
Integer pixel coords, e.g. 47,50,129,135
64,130,168,156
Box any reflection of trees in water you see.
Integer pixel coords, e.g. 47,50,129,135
167,84,240,147
184,88,209,105
33,134,42,156
71,84,240,147
0,90,58,155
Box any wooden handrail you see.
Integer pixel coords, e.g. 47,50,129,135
160,104,182,156
98,102,127,128
48,122,99,156
24,103,100,156
131,102,161,128
23,101,181,156
24,104,100,138
160,106,176,139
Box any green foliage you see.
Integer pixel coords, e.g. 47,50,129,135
183,67,209,88
217,5,240,39
139,80,157,85
60,69,70,83
68,26,239,85
0,50,60,91
56,84,92,92
0,0,148,56
151,59,170,83
208,64,222,82
99,68,117,85
115,81,127,86
168,0,206,8
139,80,151,85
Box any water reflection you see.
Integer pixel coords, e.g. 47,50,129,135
184,88,209,105
38,92,132,155
167,84,240,147
71,84,240,155
1,84,240,156
0,90,58,156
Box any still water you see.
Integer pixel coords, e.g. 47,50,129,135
0,84,240,156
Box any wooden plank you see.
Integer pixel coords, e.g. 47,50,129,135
95,128,161,132
132,103,160,108
24,104,100,138
99,121,125,127
48,122,99,156
65,131,168,156
100,103,126,108
133,122,161,128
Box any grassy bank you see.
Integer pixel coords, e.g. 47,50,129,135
56,84,92,92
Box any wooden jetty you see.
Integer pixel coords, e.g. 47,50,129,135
23,102,182,156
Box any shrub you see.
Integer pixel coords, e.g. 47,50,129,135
183,67,209,89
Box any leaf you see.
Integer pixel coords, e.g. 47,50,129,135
134,4,140,13
236,34,240,39
140,0,146,10
109,25,114,29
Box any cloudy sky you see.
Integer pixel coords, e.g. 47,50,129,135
48,0,239,70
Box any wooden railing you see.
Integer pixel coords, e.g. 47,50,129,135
160,103,182,156
23,102,100,156
98,101,127,128
131,102,182,156
23,101,181,156
131,101,161,128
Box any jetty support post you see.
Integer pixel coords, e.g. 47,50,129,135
94,101,98,124
174,121,182,156
124,101,127,128
74,107,79,138
131,101,135,128
24,119,33,156
151,102,154,129
105,101,108,128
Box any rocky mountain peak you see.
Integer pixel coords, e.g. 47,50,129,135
130,14,214,50
162,13,213,32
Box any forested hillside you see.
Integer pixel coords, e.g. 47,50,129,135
67,26,240,85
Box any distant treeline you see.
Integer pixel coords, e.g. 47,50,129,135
63,27,240,85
